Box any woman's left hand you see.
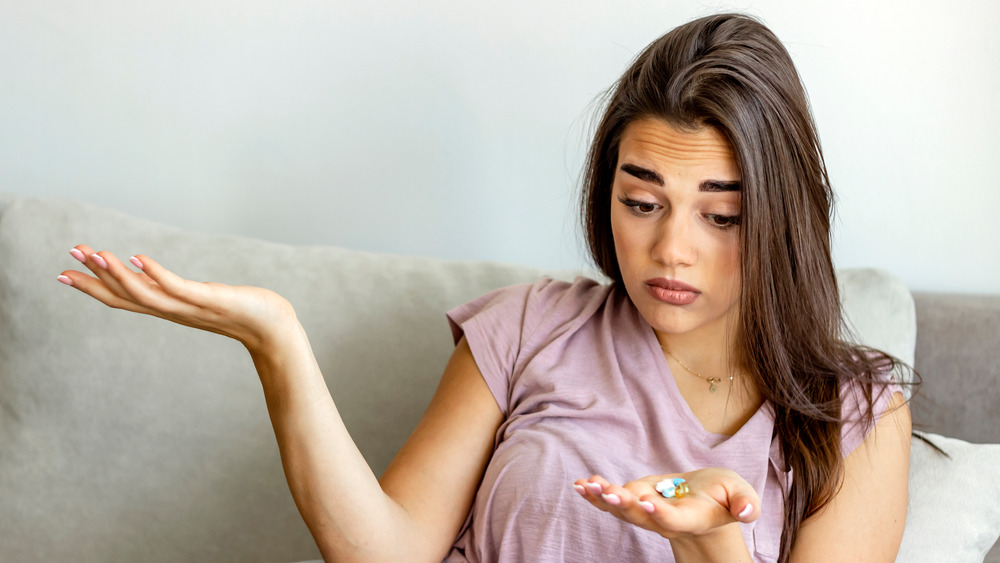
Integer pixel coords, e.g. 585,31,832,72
572,468,760,539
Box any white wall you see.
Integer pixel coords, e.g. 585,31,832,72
2,0,997,294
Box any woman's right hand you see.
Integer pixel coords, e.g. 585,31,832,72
574,467,760,538
58,244,297,352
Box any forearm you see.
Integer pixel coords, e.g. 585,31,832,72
669,523,753,563
248,319,416,561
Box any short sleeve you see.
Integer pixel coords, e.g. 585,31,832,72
446,278,573,416
448,276,611,416
840,366,904,457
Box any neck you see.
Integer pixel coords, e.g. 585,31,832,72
655,328,762,405
654,329,738,378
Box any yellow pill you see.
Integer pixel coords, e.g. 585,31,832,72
674,483,690,498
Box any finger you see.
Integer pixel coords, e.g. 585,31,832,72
636,499,657,514
643,496,712,535
69,245,105,277
96,250,179,313
572,482,588,498
76,250,176,296
635,492,666,515
602,482,653,517
729,493,759,523
621,481,660,514
58,266,157,316
129,254,206,304
582,479,647,519
596,484,675,535
599,482,628,508
571,476,604,505
111,254,228,329
572,479,597,499
574,477,676,535
69,246,87,265
125,255,157,285
71,245,114,275
64,247,176,318
64,246,138,307
584,475,611,497
573,475,627,517
79,248,134,301
717,472,761,523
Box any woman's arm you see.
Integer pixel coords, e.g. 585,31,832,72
59,246,502,562
789,392,910,562
379,336,504,556
258,330,501,562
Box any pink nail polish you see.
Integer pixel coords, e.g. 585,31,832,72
586,482,603,495
573,484,586,496
129,256,144,270
57,275,73,286
739,504,753,519
638,500,655,514
91,254,108,269
69,248,86,263
601,493,621,506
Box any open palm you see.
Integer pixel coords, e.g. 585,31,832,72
573,467,760,539
59,245,296,351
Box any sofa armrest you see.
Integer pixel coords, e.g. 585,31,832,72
911,292,1000,444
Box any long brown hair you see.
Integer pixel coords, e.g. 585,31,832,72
581,13,900,560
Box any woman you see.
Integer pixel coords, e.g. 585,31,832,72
58,13,910,563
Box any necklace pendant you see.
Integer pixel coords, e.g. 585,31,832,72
709,382,718,393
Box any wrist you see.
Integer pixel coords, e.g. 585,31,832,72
245,315,331,403
238,295,301,354
669,523,751,562
244,314,307,363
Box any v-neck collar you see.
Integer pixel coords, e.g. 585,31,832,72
637,312,774,450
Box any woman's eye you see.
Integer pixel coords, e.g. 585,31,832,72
707,214,740,228
618,196,659,215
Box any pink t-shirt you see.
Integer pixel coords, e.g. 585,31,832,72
444,277,897,563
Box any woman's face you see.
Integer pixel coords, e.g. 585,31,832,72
610,117,742,344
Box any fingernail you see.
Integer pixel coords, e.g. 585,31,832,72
91,254,108,269
739,504,753,519
601,493,621,506
129,256,144,270
573,484,586,496
586,482,603,495
57,275,73,286
69,248,86,263
638,500,655,514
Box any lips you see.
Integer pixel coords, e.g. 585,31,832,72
644,278,701,306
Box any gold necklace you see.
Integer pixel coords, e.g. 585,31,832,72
660,346,734,394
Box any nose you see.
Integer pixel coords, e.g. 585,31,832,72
651,211,696,267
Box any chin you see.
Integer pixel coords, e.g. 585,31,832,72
648,315,706,337
642,299,736,340
634,299,701,333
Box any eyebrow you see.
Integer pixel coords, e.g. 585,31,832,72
619,163,741,192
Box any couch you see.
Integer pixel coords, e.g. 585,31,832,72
1,192,998,562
